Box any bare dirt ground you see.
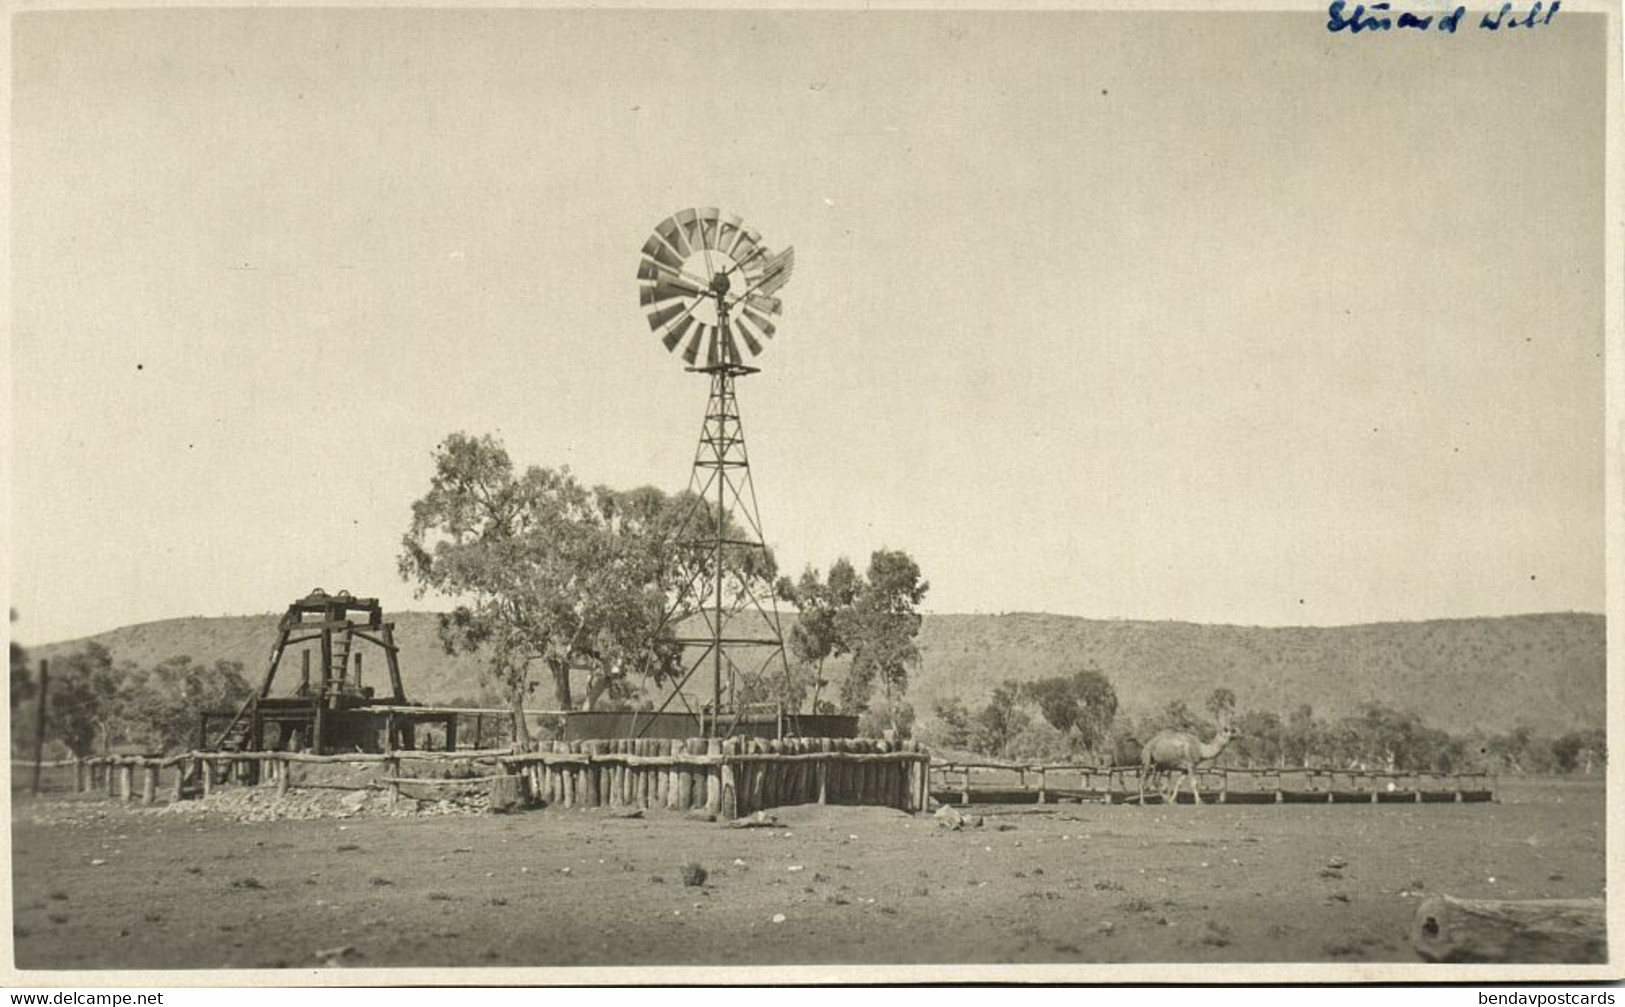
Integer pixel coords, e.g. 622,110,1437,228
10,776,1604,970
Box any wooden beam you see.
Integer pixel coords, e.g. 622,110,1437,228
1412,896,1606,964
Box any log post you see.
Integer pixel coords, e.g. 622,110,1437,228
105,759,118,798
199,757,212,798
1037,766,1047,805
74,757,86,794
171,763,185,802
706,738,722,815
1412,896,1606,964
276,756,290,798
817,739,829,805
386,756,400,809
141,763,158,805
751,740,769,811
666,740,682,810
584,742,600,810
720,739,739,819
119,760,134,802
960,764,970,806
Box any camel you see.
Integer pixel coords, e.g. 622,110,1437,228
1137,721,1239,805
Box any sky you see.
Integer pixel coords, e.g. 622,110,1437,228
7,8,1611,645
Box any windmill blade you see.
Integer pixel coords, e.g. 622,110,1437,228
657,218,692,259
638,257,702,288
741,292,782,316
742,306,777,340
757,246,794,296
647,301,691,332
662,314,695,352
704,325,721,366
676,208,705,253
732,316,763,356
642,235,684,272
733,228,762,267
720,321,744,363
718,213,745,256
682,323,708,365
696,207,721,251
640,279,704,308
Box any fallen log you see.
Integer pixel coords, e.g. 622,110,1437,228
1411,896,1606,964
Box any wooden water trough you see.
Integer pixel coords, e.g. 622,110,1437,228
929,761,1495,806
505,737,931,818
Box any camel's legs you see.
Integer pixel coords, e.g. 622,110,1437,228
1191,772,1204,806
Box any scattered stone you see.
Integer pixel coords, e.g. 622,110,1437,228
1327,857,1347,869
313,945,362,967
1200,921,1233,947
934,806,965,831
680,862,708,887
683,810,715,822
612,808,646,820
728,811,779,829
771,913,787,924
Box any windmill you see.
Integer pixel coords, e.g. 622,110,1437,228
638,207,796,737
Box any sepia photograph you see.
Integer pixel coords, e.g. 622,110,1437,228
5,1,1618,983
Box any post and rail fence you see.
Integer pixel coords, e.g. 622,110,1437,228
928,758,1496,805
13,737,933,817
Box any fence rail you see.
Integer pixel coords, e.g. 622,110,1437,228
928,760,1496,805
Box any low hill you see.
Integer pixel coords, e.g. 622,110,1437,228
26,610,1604,736
906,611,1605,736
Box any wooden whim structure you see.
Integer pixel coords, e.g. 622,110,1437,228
203,589,422,764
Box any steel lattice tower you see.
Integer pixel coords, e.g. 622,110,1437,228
636,208,797,736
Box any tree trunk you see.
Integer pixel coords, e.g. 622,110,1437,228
1412,896,1605,964
548,659,573,711
509,690,532,749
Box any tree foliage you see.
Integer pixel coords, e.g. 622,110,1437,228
775,549,929,720
398,433,741,741
121,656,252,753
1026,667,1119,756
47,643,121,756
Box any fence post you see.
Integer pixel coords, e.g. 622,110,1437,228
74,757,86,794
199,757,212,798
31,659,49,796
819,734,832,805
172,762,185,802
1037,766,1047,805
387,756,400,809
141,763,157,805
119,760,134,802
719,740,738,819
277,756,290,798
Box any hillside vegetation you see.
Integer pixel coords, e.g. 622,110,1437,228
28,610,1603,736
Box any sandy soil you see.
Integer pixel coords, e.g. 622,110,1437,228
10,777,1604,970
